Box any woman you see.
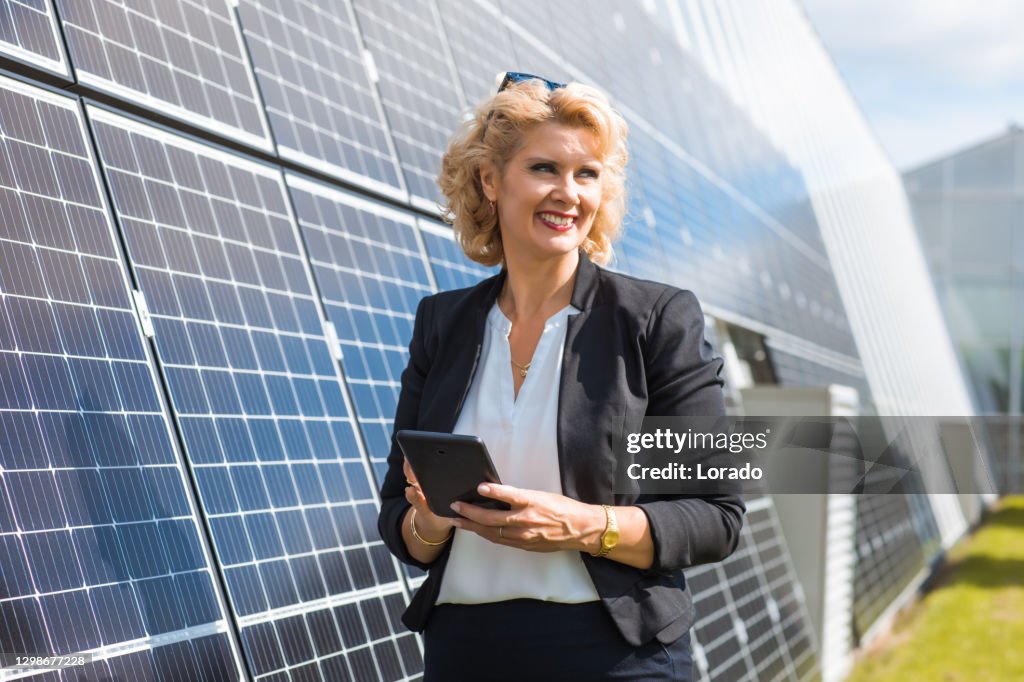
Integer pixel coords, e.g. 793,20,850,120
377,73,745,681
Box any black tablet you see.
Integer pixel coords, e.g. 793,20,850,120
396,430,511,518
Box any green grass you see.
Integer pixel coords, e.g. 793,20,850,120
845,495,1024,682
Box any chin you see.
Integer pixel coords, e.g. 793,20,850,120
531,239,586,261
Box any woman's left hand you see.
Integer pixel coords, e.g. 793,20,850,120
449,483,602,553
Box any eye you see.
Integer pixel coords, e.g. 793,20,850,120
578,167,600,179
530,163,555,173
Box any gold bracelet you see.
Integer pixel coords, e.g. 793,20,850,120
410,507,453,546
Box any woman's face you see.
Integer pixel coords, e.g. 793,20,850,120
481,121,604,266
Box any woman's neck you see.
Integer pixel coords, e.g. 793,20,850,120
499,249,580,321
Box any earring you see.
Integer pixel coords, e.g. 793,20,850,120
488,200,495,216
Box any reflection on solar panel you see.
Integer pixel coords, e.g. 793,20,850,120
497,0,574,86
435,0,517,107
567,3,649,129
350,0,465,211
88,108,419,681
286,174,434,483
0,0,68,76
612,187,670,282
55,0,271,149
236,0,407,202
853,492,938,640
0,75,244,680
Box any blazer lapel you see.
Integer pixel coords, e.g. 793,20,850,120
418,268,505,434
556,252,617,503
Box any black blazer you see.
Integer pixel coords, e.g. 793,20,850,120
377,250,746,646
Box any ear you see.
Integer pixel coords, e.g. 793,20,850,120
479,160,500,203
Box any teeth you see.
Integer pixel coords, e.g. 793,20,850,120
539,213,574,226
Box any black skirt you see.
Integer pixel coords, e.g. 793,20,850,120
423,598,693,682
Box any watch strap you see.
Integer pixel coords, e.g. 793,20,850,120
591,504,619,557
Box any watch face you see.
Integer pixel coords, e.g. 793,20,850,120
603,527,620,550
596,506,619,555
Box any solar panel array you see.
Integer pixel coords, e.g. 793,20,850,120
0,74,244,681
0,1,949,680
88,107,419,681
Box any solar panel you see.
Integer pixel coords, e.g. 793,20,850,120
688,498,820,682
55,0,272,150
853,492,938,639
434,0,517,107
236,0,407,202
572,3,673,138
285,174,434,484
87,107,420,681
497,0,575,86
349,0,466,211
0,0,69,77
0,74,244,679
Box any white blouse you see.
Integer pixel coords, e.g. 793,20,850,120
436,301,600,605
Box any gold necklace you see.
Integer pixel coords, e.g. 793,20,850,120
510,358,531,377
500,289,531,377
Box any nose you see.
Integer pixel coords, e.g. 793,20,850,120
550,171,580,207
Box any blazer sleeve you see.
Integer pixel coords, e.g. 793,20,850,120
376,294,437,571
632,289,746,575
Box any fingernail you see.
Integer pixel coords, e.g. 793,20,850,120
478,484,489,494
450,502,459,511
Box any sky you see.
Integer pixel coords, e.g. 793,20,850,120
800,0,1024,171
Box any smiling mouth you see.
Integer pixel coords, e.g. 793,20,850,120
537,212,576,230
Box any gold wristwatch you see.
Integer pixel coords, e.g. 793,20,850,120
591,504,620,557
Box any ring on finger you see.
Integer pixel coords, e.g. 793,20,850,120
498,526,505,539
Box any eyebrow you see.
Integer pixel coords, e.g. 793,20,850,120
524,156,604,168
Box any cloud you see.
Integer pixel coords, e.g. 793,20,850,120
802,0,1024,87
801,0,1024,168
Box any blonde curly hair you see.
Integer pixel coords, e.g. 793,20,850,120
438,79,629,267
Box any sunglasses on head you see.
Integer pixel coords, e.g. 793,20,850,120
496,71,567,94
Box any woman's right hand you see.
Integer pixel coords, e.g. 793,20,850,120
403,457,457,541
